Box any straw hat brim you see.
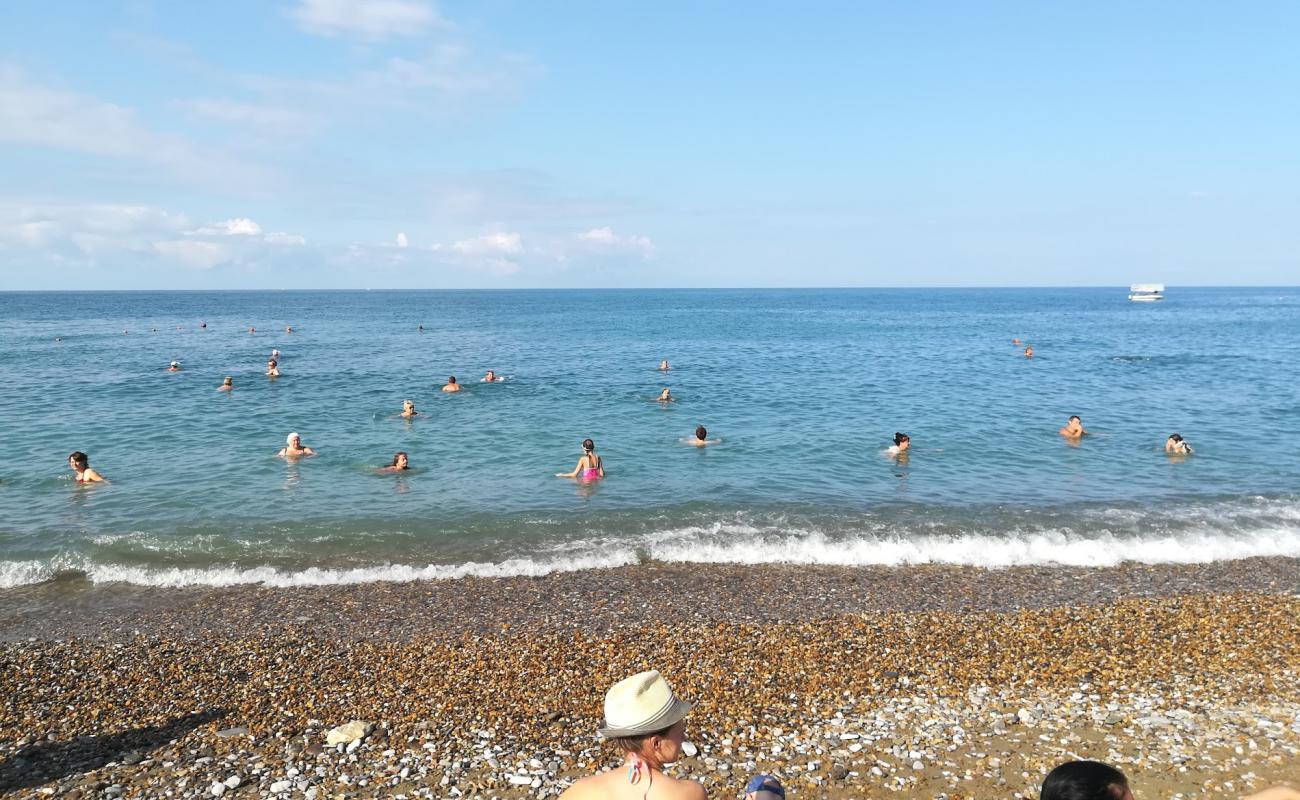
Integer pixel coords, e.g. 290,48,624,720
597,697,692,738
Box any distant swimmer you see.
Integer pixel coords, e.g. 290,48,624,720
1059,415,1088,438
285,325,293,333
266,359,280,377
658,387,675,403
1165,433,1193,455
278,432,316,458
167,361,181,372
557,438,604,480
377,452,410,473
68,451,106,483
482,370,502,383
248,327,256,334
659,359,670,371
888,432,911,456
218,376,234,391
690,425,720,447
271,349,281,359
1012,338,1022,345
418,325,424,332
442,376,462,393
1024,345,1034,358
400,399,419,418
200,322,207,329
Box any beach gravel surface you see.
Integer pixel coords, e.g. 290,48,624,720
0,563,1298,798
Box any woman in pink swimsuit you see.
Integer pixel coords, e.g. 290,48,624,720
557,438,605,481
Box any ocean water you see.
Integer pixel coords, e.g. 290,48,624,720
1,287,1298,589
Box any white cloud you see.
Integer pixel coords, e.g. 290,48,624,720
189,218,263,236
0,65,264,189
450,231,522,256
265,231,308,245
573,226,655,258
395,231,409,247
177,98,316,137
153,240,230,270
290,0,443,40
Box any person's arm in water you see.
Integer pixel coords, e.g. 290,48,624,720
556,457,585,478
596,456,605,478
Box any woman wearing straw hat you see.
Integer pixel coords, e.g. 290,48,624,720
560,670,702,800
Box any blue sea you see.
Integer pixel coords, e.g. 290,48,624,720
1,288,1298,589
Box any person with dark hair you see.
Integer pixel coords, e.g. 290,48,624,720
689,426,720,447
68,452,106,483
888,432,910,455
1040,760,1133,800
658,387,675,403
377,452,409,473
266,358,280,378
557,439,604,480
441,376,462,393
1165,433,1193,455
1059,415,1088,438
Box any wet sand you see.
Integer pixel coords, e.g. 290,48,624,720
1,560,1299,798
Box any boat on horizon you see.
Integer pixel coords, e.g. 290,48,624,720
1129,283,1165,301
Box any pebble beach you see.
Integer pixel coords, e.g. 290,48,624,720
3,560,1299,799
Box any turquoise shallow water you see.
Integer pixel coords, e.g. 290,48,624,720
1,288,1298,587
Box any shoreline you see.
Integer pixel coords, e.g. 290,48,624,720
1,557,1298,642
1,562,1299,797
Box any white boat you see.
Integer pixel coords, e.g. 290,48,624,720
1129,283,1164,301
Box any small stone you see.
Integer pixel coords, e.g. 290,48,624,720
223,776,241,789
326,720,372,746
830,764,848,780
508,775,533,786
121,751,143,765
209,782,226,797
215,727,250,739
269,779,292,793
913,761,925,771
681,742,698,758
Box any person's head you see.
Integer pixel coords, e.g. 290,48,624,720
582,438,595,453
222,376,233,386
267,359,277,368
1168,433,1183,443
599,670,692,769
1040,760,1132,800
660,387,671,397
1068,415,1081,424
286,432,301,448
169,361,180,369
403,399,415,411
695,425,707,441
894,432,910,447
68,451,89,471
391,452,408,469
448,376,457,385
486,370,495,378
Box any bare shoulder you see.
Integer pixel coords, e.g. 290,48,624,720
557,773,603,800
665,775,707,800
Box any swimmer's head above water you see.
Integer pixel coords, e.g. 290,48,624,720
389,451,409,470
695,425,708,441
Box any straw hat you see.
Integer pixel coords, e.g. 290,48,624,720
598,670,692,738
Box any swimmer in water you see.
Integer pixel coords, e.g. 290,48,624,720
557,438,604,480
278,432,316,458
68,451,106,483
200,322,207,329
167,361,181,372
1165,433,1193,455
218,376,234,391
442,376,462,393
266,359,280,377
1059,415,1088,438
400,399,419,418
285,325,293,333
659,359,670,371
377,452,409,473
1012,338,1021,345
658,387,675,403
888,432,911,456
482,370,500,383
418,325,424,332
1024,345,1034,358
248,327,256,334
690,425,721,447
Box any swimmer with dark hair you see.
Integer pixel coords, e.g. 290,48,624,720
557,439,604,480
1165,433,1193,455
658,387,675,403
218,376,234,391
442,376,462,393
1024,345,1034,358
1059,415,1087,438
888,432,910,456
658,359,670,371
68,451,106,483
689,425,720,447
377,452,409,473
266,359,280,377
482,370,505,383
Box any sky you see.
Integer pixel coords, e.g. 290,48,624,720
1,1,1298,289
